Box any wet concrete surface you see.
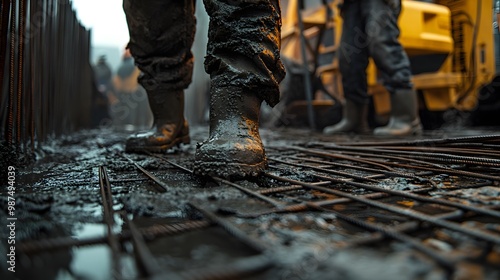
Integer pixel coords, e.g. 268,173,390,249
1,126,500,280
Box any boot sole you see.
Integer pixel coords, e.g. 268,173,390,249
193,160,266,179
373,127,423,137
125,135,190,153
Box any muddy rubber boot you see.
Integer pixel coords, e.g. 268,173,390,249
125,90,190,153
193,87,266,179
374,89,423,136
323,99,370,134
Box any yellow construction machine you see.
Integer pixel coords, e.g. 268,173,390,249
274,0,500,129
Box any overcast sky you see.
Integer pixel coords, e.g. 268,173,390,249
72,0,130,49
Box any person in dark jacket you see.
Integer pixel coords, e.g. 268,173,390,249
93,55,113,93
123,0,285,179
91,56,113,127
323,0,422,136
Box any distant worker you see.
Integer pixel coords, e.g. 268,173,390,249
323,0,422,136
123,0,285,178
93,55,113,96
111,47,153,130
91,55,113,127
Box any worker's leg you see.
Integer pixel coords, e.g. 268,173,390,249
194,0,285,178
123,0,195,152
323,0,370,135
363,0,422,136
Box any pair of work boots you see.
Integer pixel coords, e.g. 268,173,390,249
323,89,423,136
125,87,266,179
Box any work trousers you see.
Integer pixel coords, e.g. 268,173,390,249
123,0,285,107
339,0,412,105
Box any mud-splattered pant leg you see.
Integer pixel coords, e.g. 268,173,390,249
339,0,412,105
123,0,196,92
203,0,286,107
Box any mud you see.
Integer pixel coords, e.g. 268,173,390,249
1,126,500,280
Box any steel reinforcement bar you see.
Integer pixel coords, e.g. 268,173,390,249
0,0,93,159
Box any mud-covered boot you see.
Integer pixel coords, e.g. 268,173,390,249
125,90,190,153
193,87,266,179
374,89,423,136
323,99,370,134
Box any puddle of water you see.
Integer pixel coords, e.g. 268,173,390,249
148,226,258,272
57,224,111,280
54,220,139,280
66,246,112,280
72,223,106,239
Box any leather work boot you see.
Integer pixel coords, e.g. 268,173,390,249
125,90,190,153
193,87,266,179
374,88,423,136
323,99,370,134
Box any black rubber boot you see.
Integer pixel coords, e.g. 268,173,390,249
323,99,370,134
125,90,190,153
374,89,423,136
193,87,266,179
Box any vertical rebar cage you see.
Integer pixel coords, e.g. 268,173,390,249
0,0,93,164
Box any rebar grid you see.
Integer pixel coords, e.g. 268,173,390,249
16,135,500,279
